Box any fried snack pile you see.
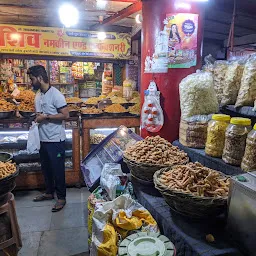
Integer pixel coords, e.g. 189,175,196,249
0,92,11,99
68,104,80,111
0,99,16,111
158,162,230,198
98,95,107,100
0,161,16,179
85,97,99,104
110,96,127,104
66,97,83,103
104,104,127,113
128,103,140,115
81,107,102,114
125,135,188,165
130,97,140,104
15,90,35,102
107,91,123,98
18,101,35,112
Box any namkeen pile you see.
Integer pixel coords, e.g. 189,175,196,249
81,107,102,114
104,104,127,113
66,97,83,103
18,101,35,112
15,90,35,102
128,103,140,115
0,99,15,111
68,104,80,111
125,135,188,165
130,97,140,104
158,162,230,198
0,92,11,99
0,161,16,179
85,97,99,104
110,96,127,104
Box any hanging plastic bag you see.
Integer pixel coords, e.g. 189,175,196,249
141,81,164,133
27,122,40,154
91,195,159,256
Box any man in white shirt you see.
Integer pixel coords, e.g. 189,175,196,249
27,65,69,212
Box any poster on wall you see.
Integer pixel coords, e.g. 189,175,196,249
166,13,198,68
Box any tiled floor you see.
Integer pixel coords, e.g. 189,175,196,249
12,188,90,256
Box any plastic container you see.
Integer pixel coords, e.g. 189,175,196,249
123,79,134,101
241,124,256,171
222,117,251,166
205,114,231,157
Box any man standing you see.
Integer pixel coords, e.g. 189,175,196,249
27,65,69,212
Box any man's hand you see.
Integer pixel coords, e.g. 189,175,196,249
35,113,47,123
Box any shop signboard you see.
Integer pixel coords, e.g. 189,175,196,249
0,24,131,59
166,13,198,68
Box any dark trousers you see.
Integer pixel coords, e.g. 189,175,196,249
40,141,66,200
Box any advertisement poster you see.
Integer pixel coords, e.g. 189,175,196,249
166,13,198,68
0,24,131,59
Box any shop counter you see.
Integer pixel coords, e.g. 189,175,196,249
134,185,243,256
173,140,243,176
81,115,140,159
0,117,81,189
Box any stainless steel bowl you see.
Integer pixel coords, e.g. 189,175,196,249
0,111,14,119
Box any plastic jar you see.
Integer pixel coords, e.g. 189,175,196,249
123,79,133,101
205,114,231,157
222,117,252,166
241,124,256,171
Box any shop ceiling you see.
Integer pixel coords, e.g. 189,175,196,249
0,0,255,44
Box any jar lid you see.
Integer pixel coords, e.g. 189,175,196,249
230,117,251,126
212,114,230,122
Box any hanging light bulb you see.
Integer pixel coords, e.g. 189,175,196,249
135,14,142,24
97,0,107,9
59,3,79,28
98,31,107,40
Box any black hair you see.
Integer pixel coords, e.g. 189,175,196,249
27,65,49,83
169,24,181,43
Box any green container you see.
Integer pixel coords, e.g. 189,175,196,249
0,152,13,162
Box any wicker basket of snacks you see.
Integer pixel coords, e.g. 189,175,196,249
154,162,230,218
123,136,189,182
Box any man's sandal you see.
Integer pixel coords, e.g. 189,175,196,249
52,200,66,212
33,194,54,202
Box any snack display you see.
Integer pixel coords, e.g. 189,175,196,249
213,61,228,104
98,95,107,100
18,101,35,112
130,97,140,104
221,61,244,106
222,118,251,166
107,91,123,98
157,162,230,198
205,114,231,158
90,134,107,144
0,99,16,111
0,92,11,99
68,104,80,112
236,54,256,107
128,103,140,115
85,97,99,104
179,71,218,119
15,90,35,102
241,124,256,171
81,107,102,114
110,96,127,104
66,97,83,104
124,135,188,165
0,161,16,180
104,104,127,113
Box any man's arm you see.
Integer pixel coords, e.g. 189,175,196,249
36,107,69,123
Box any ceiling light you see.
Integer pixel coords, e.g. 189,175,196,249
59,3,79,28
97,0,107,9
98,31,106,40
175,2,191,9
135,14,142,24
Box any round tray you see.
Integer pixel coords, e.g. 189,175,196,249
104,112,128,117
67,102,83,107
0,111,14,119
19,111,35,118
83,103,98,108
0,152,13,162
69,110,79,117
129,112,140,117
121,102,135,109
81,113,103,118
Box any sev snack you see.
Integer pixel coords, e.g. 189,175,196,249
107,91,123,98
125,135,188,165
81,107,102,114
0,92,11,99
0,161,16,180
18,101,35,112
66,97,83,103
104,104,127,113
0,99,16,112
15,90,35,102
130,97,140,104
85,97,99,104
128,103,140,115
68,104,80,111
110,96,127,104
158,162,230,198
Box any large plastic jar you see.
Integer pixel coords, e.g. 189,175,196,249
205,114,231,157
241,124,256,171
222,117,252,166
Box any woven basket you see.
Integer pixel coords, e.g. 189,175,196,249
123,156,189,182
154,167,228,218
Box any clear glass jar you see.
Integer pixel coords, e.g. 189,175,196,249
205,114,231,157
241,124,256,171
222,117,252,166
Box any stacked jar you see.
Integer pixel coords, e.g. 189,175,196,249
241,124,256,171
222,118,251,166
205,114,231,157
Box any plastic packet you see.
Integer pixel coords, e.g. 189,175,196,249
236,54,256,107
179,71,218,119
183,114,212,123
202,54,215,73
